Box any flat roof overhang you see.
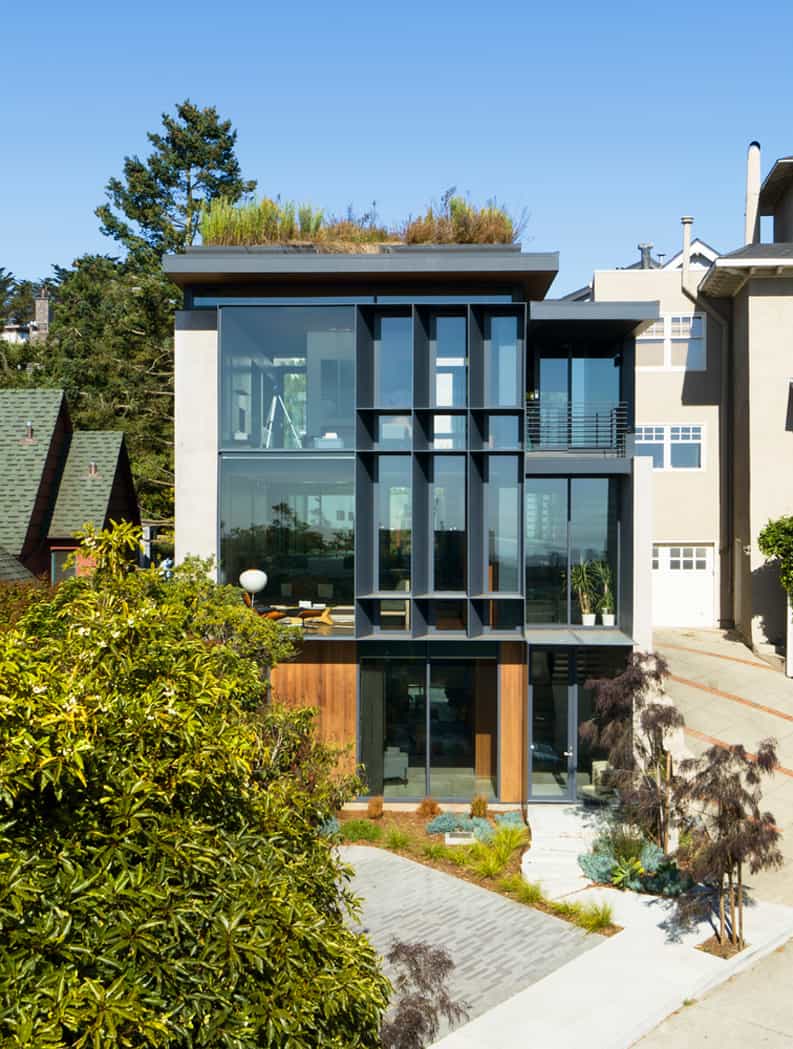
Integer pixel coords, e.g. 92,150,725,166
163,244,559,300
699,256,793,297
759,157,793,215
527,300,660,346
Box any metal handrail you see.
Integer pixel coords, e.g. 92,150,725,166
526,400,628,455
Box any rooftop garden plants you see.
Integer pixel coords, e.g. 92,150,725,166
199,187,522,249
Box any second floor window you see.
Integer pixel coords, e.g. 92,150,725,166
636,313,706,371
635,424,703,470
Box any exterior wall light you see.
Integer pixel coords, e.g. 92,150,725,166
239,569,268,608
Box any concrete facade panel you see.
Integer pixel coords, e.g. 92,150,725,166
174,312,218,567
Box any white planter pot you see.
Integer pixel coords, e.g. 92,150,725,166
582,613,596,626
600,613,615,626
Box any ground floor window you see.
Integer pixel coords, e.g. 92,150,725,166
359,657,497,800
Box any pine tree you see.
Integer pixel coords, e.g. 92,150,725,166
96,99,256,262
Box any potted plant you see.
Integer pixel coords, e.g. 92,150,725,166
593,560,616,626
571,558,596,626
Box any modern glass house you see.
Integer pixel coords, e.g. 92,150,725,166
166,244,656,804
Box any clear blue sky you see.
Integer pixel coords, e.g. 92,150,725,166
4,0,793,294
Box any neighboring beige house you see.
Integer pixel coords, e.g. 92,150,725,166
584,142,793,661
592,240,725,632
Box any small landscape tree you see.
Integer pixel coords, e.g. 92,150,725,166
675,739,782,948
380,942,469,1049
580,651,683,851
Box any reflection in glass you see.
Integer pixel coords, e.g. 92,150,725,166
525,479,568,623
487,415,521,449
432,456,466,591
431,414,466,450
576,648,627,798
220,306,355,449
219,458,354,635
376,415,412,450
485,456,520,592
484,313,520,406
479,600,523,631
376,456,412,591
377,599,410,631
570,479,618,624
431,314,467,407
360,660,426,798
430,661,496,799
374,314,412,407
530,649,570,798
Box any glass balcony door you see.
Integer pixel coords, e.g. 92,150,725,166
535,352,621,450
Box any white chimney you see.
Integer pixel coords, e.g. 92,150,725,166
744,141,761,245
681,217,693,283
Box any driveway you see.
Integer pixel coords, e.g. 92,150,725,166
341,844,597,1038
637,627,793,1047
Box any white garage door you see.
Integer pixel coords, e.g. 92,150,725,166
652,544,715,628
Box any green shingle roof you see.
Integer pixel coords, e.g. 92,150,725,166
48,431,124,539
0,389,64,556
0,545,35,582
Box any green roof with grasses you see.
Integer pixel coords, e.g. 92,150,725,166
199,191,521,250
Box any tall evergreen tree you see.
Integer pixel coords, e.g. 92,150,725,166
96,99,256,261
0,268,15,325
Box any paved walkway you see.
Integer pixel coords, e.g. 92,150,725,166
637,627,793,1047
341,844,597,1038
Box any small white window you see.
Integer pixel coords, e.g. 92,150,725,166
635,424,704,469
636,314,706,372
652,545,659,570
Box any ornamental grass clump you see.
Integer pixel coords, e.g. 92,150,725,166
0,522,390,1048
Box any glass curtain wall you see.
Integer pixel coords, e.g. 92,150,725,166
376,456,412,591
484,314,520,406
374,314,412,407
220,307,355,450
219,458,354,634
484,456,520,592
359,658,497,799
430,314,467,407
525,479,568,622
525,478,619,625
431,456,466,591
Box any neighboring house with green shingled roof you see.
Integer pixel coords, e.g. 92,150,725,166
0,546,34,583
0,389,139,582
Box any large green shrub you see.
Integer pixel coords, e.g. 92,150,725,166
0,524,389,1047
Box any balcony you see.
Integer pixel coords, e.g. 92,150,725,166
526,401,629,456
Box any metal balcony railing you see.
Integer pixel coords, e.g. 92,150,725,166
526,401,629,455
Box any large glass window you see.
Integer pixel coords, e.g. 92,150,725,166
376,456,412,592
219,457,354,635
570,478,618,624
431,456,466,591
430,314,467,407
374,314,412,407
359,658,497,800
484,313,520,406
485,456,520,592
530,649,570,799
220,306,355,450
525,478,619,625
525,479,568,623
360,660,426,798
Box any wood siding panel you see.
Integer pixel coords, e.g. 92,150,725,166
499,642,526,803
474,661,497,779
271,641,357,772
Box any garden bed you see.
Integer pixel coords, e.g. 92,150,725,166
335,810,620,937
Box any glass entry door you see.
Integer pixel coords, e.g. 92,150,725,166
528,649,575,800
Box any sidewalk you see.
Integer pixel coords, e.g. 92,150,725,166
432,802,793,1049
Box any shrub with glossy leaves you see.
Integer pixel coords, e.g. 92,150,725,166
0,524,390,1048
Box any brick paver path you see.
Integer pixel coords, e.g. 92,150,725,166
341,845,598,1035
